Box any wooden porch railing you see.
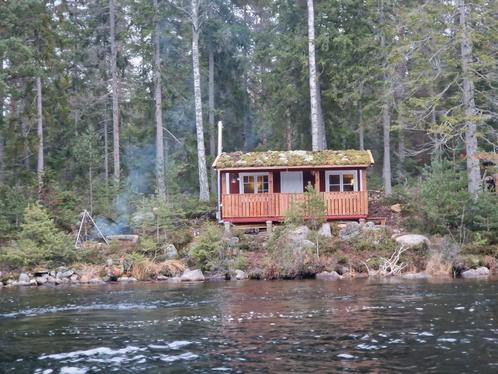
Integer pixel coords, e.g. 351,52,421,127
222,191,368,221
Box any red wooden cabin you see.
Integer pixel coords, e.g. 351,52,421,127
213,149,374,223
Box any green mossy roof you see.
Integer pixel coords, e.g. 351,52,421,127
213,150,373,169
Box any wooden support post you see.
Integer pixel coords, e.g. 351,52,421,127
266,220,273,234
314,170,321,192
224,221,232,237
268,171,274,193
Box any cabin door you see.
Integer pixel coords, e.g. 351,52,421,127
280,171,304,193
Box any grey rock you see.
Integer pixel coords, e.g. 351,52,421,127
6,279,15,285
61,270,74,278
89,277,105,284
35,275,49,285
318,223,332,237
394,234,430,249
47,276,58,284
208,273,228,281
339,222,361,240
401,272,432,280
118,276,137,282
180,269,205,282
164,244,178,259
227,237,240,247
288,225,311,242
29,279,38,286
106,258,114,267
234,269,248,280
17,281,30,286
168,276,182,283
70,274,79,282
316,271,342,281
462,267,490,278
156,274,169,281
18,273,30,283
0,282,3,288
335,265,350,275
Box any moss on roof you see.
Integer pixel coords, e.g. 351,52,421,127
213,150,373,169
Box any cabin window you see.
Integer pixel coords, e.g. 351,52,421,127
240,172,269,194
325,171,358,192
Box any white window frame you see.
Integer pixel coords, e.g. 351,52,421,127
325,170,359,192
239,172,270,194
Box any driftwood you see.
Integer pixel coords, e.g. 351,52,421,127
362,245,408,277
106,235,139,243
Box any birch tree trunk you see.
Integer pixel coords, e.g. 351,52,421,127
110,0,120,183
104,103,109,189
316,82,327,149
191,0,209,202
307,0,321,151
358,100,364,150
208,49,217,196
36,76,44,197
0,62,4,184
380,0,392,196
154,0,166,200
458,0,480,196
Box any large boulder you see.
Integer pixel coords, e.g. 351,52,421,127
394,234,430,249
461,267,489,278
234,269,248,280
287,225,311,243
339,222,362,240
164,244,178,259
316,271,342,281
180,269,205,282
318,223,332,237
18,273,30,283
35,274,49,285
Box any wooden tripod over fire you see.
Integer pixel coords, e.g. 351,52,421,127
75,210,109,248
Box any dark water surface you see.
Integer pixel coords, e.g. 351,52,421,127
0,279,497,373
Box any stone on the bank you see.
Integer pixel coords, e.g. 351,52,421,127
29,279,38,286
156,274,169,281
394,234,430,249
18,273,30,283
288,225,310,242
461,267,489,278
339,222,361,240
36,275,49,285
390,203,402,213
316,271,342,281
168,276,182,283
70,274,79,283
401,272,431,280
61,270,74,278
164,244,178,259
47,276,57,284
89,277,104,284
180,269,205,282
318,223,332,237
118,276,137,282
234,269,248,280
79,275,91,283
0,282,3,288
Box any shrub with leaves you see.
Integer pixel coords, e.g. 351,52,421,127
0,204,74,268
189,222,226,271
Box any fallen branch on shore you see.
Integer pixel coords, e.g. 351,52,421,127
362,245,408,277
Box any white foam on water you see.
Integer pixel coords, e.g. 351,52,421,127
148,340,192,350
419,332,433,336
39,346,143,360
337,353,355,359
59,367,88,374
159,352,199,362
437,338,457,343
356,343,379,351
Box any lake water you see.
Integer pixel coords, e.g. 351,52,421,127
0,279,497,373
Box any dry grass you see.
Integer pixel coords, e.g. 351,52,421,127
73,263,107,278
425,253,453,277
130,259,186,280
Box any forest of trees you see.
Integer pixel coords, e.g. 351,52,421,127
0,0,496,240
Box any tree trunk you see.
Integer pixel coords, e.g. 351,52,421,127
154,0,166,200
316,82,327,149
458,0,480,196
110,0,120,183
358,100,364,150
208,49,217,196
0,62,4,184
380,0,392,196
104,103,109,189
191,0,209,202
36,76,44,197
307,0,321,151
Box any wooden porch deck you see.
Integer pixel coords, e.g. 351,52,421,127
221,191,368,222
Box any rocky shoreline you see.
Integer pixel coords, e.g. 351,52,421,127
0,265,492,290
